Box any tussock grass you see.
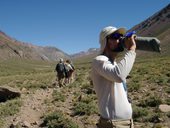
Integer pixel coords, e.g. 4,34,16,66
73,94,98,116
0,98,22,117
0,59,55,89
43,110,79,128
0,98,22,127
52,90,66,102
0,59,55,126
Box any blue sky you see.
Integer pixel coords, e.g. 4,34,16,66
0,0,169,54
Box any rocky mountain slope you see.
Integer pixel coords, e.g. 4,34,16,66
0,31,69,61
130,3,170,55
72,3,170,58
71,48,99,58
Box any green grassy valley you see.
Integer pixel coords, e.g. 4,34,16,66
0,54,170,128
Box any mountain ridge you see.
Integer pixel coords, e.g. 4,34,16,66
72,4,170,59
0,30,70,61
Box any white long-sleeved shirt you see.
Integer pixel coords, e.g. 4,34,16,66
91,50,136,120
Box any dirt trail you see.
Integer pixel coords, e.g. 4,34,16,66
54,87,85,128
4,85,85,128
3,77,93,128
8,88,53,128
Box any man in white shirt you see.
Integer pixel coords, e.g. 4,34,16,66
91,26,136,128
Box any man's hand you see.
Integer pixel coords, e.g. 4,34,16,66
124,34,136,51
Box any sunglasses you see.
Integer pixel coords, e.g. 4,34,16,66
108,33,123,40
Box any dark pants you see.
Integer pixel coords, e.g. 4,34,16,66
57,72,65,87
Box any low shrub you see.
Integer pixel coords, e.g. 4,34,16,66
52,90,66,102
144,113,162,123
74,101,98,116
0,98,22,117
139,96,162,107
128,82,141,92
133,106,148,121
43,111,79,128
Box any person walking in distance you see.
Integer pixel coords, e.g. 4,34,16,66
64,59,74,84
55,58,66,87
67,59,75,83
91,26,136,128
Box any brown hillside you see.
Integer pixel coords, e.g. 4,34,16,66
0,31,69,61
129,4,170,56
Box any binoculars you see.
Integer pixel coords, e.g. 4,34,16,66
119,31,161,53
